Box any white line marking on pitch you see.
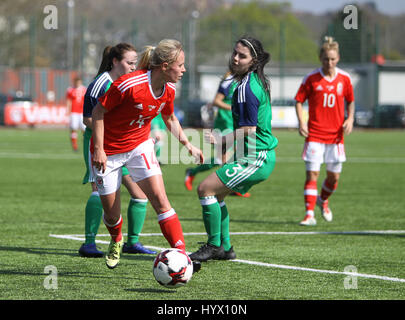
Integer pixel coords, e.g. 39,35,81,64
49,231,405,284
276,157,405,164
56,230,405,237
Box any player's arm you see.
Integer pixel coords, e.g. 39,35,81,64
162,112,204,164
295,101,308,137
83,117,92,128
209,83,258,150
213,92,231,111
205,126,255,155
83,96,98,129
91,102,108,172
66,98,72,117
343,101,355,135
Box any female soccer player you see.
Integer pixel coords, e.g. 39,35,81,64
91,39,204,269
66,77,86,151
184,71,250,197
79,43,155,257
189,36,278,262
295,37,355,226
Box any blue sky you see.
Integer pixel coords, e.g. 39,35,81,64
272,0,405,15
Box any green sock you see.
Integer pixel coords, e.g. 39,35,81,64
219,201,231,251
190,157,219,176
200,196,221,247
84,192,103,244
127,198,148,245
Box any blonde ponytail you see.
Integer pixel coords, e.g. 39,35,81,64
320,36,339,57
137,46,155,70
137,39,183,70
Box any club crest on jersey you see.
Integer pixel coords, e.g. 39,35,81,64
157,102,166,114
148,105,156,111
337,82,343,95
326,85,334,91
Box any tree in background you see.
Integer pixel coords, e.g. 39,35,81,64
1,0,404,70
324,3,404,63
196,1,319,66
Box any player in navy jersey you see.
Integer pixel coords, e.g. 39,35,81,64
79,43,155,257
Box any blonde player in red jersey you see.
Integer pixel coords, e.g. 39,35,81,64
295,37,355,226
66,77,86,151
91,39,204,269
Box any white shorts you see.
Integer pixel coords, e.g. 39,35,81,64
302,141,346,173
70,113,85,131
92,138,161,195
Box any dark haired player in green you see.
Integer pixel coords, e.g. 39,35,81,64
190,36,278,262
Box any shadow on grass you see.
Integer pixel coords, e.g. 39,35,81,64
125,288,176,294
0,268,116,279
0,246,78,257
180,217,298,225
0,246,159,264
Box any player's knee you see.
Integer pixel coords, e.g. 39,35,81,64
149,193,171,214
197,181,210,198
327,174,339,185
306,171,320,181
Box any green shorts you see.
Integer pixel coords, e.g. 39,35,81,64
216,149,276,195
82,128,129,184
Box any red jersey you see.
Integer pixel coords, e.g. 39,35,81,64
96,69,175,155
66,85,86,113
295,67,354,144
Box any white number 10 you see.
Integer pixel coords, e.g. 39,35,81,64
323,93,336,108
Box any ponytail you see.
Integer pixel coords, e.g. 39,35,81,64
96,46,113,78
137,46,156,70
320,36,339,57
95,43,137,78
137,39,183,71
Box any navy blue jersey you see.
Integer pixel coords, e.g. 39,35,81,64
83,72,113,118
232,72,278,152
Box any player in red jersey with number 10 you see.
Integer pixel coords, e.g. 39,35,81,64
91,39,204,269
295,37,355,226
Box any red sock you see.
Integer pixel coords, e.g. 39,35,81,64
320,179,338,201
304,180,318,216
104,215,123,243
71,132,78,150
158,209,186,251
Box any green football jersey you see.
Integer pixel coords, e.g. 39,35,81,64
214,77,238,132
231,72,278,156
151,112,166,131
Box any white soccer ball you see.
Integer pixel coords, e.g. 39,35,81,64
152,248,193,288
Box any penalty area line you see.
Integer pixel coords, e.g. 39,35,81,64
49,233,405,284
